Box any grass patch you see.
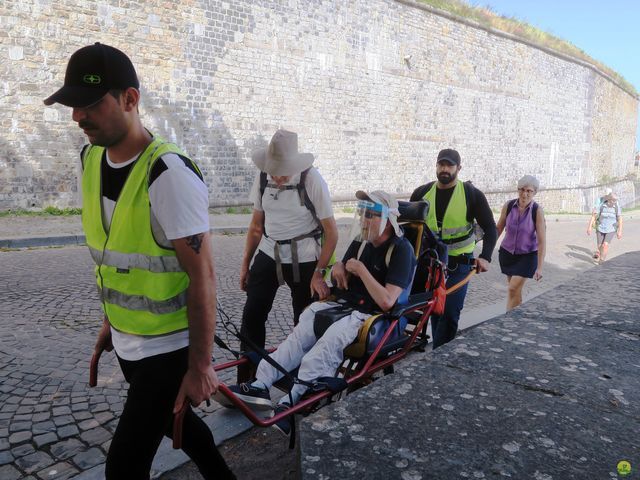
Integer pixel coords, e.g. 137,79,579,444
0,207,82,217
622,205,640,213
225,206,252,215
418,0,637,95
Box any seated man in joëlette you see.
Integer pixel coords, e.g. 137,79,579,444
217,190,416,435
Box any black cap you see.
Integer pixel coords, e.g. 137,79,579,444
437,148,461,166
44,43,139,108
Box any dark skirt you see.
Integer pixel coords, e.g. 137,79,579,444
499,247,538,278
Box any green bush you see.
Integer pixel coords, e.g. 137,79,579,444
42,206,82,216
225,206,252,215
0,206,82,217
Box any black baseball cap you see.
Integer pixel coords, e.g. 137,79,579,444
44,43,139,108
437,148,461,166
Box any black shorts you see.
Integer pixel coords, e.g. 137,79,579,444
499,247,538,278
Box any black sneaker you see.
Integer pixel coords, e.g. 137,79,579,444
227,383,272,411
272,403,292,436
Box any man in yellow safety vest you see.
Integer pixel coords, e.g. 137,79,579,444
411,149,497,349
44,43,234,479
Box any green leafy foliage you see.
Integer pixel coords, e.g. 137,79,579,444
0,207,82,217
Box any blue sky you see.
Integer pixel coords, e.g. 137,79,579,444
477,0,640,150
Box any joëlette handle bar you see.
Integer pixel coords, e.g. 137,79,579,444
173,401,189,449
172,298,439,450
89,347,104,388
445,266,476,295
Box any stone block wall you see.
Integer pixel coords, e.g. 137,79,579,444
1,0,637,210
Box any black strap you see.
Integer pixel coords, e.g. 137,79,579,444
216,302,316,391
259,170,268,197
269,229,322,245
298,168,320,226
80,144,90,171
313,376,348,394
448,254,475,266
288,417,296,449
213,335,241,360
259,168,322,235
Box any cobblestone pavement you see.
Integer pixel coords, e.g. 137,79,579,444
0,214,638,479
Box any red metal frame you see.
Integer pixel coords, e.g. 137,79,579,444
172,294,439,449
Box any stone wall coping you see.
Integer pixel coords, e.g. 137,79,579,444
396,0,639,100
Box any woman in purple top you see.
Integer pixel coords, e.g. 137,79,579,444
496,175,547,311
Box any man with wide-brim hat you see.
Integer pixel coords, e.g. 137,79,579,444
237,129,338,382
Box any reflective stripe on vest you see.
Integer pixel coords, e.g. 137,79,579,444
422,181,476,256
82,136,195,336
88,247,184,273
99,286,187,315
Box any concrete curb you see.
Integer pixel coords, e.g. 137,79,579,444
0,220,355,249
0,229,247,249
0,235,87,249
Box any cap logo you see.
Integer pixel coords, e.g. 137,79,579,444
83,74,102,85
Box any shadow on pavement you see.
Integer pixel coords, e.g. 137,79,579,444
565,245,595,264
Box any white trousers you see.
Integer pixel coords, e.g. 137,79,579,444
256,301,369,401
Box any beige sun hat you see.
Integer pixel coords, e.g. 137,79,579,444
251,129,314,176
355,190,403,237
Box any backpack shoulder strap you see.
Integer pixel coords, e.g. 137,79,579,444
412,182,435,201
531,201,539,222
298,168,321,228
598,201,605,220
259,171,268,198
80,144,91,171
356,240,367,260
385,242,396,268
462,181,477,221
505,199,518,217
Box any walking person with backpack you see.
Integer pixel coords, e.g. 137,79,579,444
587,191,622,264
410,149,497,349
590,187,612,260
496,175,546,311
237,129,338,382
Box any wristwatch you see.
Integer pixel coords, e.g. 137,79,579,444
314,267,327,275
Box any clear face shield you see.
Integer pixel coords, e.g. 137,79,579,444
349,200,389,244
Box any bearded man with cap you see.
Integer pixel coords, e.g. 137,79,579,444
219,190,416,435
44,43,234,479
411,149,497,349
237,129,338,382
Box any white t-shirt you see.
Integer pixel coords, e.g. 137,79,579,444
250,167,333,263
102,151,210,361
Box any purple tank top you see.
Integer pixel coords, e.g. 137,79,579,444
501,201,538,254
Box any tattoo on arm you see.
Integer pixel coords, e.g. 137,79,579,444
186,234,204,254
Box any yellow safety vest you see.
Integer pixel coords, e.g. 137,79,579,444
82,137,201,335
422,181,475,256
